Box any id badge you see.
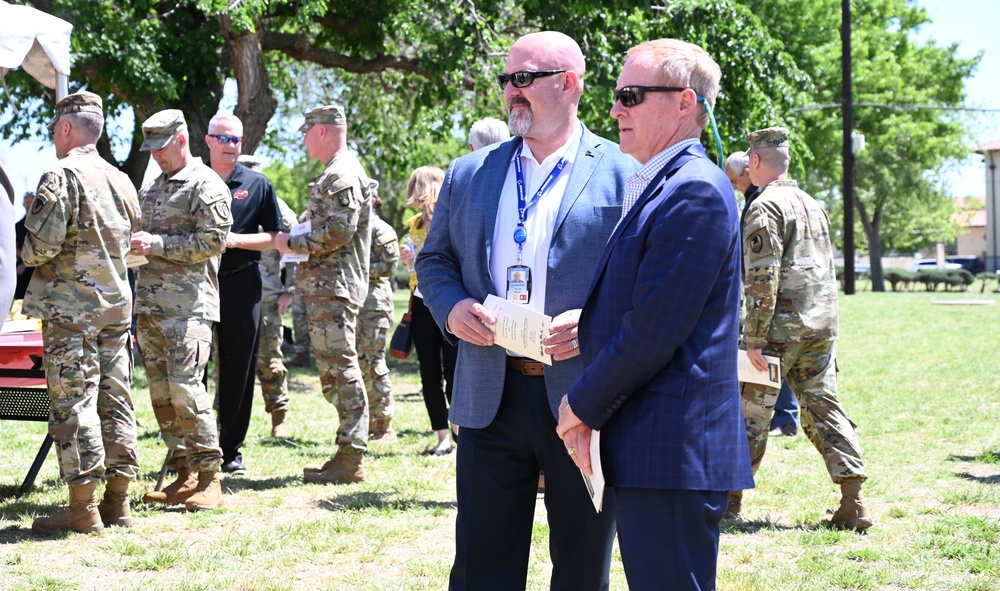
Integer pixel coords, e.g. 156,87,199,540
506,265,531,304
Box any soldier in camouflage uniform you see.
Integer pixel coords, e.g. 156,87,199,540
359,193,399,443
131,109,232,511
287,207,311,367
24,92,141,535
734,127,871,530
276,104,373,484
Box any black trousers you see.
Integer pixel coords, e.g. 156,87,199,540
410,294,457,431
450,370,616,591
215,264,263,462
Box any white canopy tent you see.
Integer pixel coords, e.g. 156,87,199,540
0,0,72,100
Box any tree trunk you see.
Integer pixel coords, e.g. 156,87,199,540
855,197,886,292
220,16,277,155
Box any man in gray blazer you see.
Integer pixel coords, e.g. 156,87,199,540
416,31,638,591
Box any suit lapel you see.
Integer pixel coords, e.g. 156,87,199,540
552,128,602,239
583,144,703,301
482,139,520,263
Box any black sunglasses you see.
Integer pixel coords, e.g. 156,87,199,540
614,86,688,107
496,70,567,90
210,134,242,146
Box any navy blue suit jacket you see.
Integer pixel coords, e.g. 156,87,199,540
416,127,638,428
567,144,754,492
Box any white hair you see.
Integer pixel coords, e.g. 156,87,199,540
725,150,749,174
468,117,511,151
208,112,243,135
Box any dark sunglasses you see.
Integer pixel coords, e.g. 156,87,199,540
496,69,567,90
614,85,688,107
210,134,242,146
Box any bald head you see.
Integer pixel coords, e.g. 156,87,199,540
508,31,586,100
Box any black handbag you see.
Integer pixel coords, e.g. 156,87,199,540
389,294,414,359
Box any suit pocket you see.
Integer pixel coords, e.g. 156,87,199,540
594,205,623,218
643,371,687,399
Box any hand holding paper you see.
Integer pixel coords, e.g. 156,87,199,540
482,295,551,364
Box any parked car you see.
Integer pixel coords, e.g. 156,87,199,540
944,255,985,274
911,259,962,272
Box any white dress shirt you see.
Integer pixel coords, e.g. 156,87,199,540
490,124,583,315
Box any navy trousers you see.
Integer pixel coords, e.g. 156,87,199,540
449,369,616,591
616,487,728,591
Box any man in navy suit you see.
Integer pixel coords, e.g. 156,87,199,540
417,31,637,591
556,38,754,591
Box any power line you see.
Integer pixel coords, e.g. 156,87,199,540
790,102,1000,114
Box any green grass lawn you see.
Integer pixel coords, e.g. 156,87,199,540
1,289,999,590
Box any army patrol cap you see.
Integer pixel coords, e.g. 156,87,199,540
747,127,789,151
298,104,347,132
48,91,104,129
140,109,188,151
238,154,264,172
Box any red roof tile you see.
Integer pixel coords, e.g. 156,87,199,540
973,139,1000,152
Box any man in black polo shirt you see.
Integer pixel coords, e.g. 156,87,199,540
206,113,283,475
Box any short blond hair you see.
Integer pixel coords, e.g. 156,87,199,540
405,166,445,229
627,39,721,128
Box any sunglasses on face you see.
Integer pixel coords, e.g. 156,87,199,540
496,69,567,91
613,86,688,108
210,134,242,146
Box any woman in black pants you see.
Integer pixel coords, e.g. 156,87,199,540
400,166,457,455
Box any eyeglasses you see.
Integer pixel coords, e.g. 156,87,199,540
496,70,567,90
210,134,242,146
613,86,688,107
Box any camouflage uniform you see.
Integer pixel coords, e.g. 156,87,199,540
256,197,298,413
289,209,311,365
22,143,141,487
135,159,232,473
291,152,373,455
358,215,399,421
742,178,866,484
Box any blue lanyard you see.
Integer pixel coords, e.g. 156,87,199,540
512,130,580,255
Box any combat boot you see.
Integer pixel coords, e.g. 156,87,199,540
303,451,366,484
184,472,224,511
724,489,743,519
271,409,291,439
826,477,874,531
368,417,397,444
98,475,133,527
302,458,337,475
32,481,103,535
143,468,198,505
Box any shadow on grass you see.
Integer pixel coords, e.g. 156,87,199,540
314,489,456,513
956,472,1000,485
721,517,826,534
220,474,302,493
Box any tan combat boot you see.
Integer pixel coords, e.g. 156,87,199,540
184,472,224,511
32,481,104,535
143,468,198,505
302,458,337,475
368,417,397,444
303,451,366,484
724,489,743,520
98,475,133,527
826,477,874,531
271,409,291,439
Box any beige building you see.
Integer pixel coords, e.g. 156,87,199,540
953,198,987,261
973,140,999,272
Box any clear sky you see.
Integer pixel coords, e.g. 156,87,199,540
1,0,998,215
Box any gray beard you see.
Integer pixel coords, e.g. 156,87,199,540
508,109,533,137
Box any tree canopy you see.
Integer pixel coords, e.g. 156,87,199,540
1,0,980,253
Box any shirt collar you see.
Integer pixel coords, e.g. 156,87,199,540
630,138,701,182
511,122,583,166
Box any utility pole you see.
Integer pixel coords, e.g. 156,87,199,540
842,0,856,295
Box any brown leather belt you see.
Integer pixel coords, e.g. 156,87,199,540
506,357,545,377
